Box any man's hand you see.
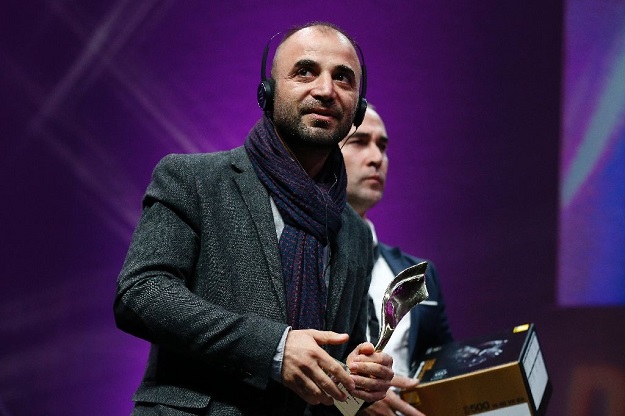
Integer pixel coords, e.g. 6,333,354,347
345,342,395,402
357,375,425,416
282,329,354,406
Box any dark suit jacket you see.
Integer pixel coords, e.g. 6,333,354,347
378,243,453,374
114,147,374,415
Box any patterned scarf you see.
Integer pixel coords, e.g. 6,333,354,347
244,115,347,329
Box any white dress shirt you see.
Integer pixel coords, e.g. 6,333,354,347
366,219,412,377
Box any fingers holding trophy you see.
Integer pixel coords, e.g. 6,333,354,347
333,261,430,416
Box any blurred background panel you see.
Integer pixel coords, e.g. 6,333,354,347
558,0,625,306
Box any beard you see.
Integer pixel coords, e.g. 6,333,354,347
272,98,354,149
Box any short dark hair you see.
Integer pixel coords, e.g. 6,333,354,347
270,22,360,79
280,21,357,50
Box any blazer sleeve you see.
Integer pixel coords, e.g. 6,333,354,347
114,154,288,390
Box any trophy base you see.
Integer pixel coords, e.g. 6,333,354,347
333,383,364,416
331,360,364,416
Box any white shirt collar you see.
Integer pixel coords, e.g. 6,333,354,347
364,218,379,247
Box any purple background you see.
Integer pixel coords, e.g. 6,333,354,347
1,1,624,415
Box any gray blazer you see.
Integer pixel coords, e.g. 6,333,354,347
115,147,374,415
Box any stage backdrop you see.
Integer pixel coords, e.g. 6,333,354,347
1,1,624,415
558,0,625,306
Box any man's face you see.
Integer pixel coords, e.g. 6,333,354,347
340,108,389,217
271,27,361,149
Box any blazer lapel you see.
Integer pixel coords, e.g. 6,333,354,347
379,244,402,274
230,148,287,319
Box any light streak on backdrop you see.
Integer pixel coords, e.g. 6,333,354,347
558,0,625,305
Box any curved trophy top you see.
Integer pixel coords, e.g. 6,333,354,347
374,261,429,352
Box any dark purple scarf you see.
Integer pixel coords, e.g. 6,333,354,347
244,115,347,329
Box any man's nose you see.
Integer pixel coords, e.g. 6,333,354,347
311,73,336,102
368,143,383,166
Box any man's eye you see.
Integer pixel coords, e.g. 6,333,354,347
296,68,312,77
335,73,352,84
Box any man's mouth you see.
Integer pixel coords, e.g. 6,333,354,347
365,175,382,184
304,107,340,120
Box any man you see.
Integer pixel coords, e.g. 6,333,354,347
340,106,453,416
114,23,394,416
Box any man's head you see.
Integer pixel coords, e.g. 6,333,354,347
340,106,389,218
270,23,363,152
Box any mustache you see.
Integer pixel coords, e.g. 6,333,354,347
300,101,343,119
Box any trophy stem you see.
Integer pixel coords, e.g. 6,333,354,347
374,262,429,352
374,326,395,352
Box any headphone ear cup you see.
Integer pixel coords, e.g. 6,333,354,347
353,97,367,127
257,79,275,111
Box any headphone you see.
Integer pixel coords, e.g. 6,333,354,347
257,32,368,127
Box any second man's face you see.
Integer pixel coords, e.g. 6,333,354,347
271,27,361,149
340,108,389,217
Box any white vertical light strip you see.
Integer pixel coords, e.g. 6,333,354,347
561,24,625,207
